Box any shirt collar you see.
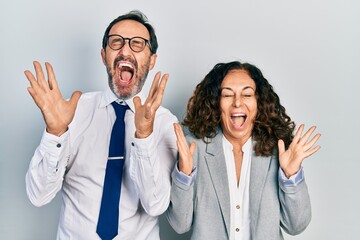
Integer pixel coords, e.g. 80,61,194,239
242,137,252,153
99,87,146,113
222,135,253,153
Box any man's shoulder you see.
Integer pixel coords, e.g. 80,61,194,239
79,91,103,102
74,91,104,115
70,91,106,129
76,91,106,108
156,105,178,121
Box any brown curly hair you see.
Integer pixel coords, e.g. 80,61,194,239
183,61,295,156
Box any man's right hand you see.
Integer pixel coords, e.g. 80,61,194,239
24,61,82,136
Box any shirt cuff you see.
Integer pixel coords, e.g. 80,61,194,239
131,132,156,158
39,130,68,155
278,167,304,187
37,130,69,169
172,162,197,187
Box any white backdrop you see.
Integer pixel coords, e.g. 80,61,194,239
1,0,359,239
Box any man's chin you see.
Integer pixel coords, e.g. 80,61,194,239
113,87,137,100
109,75,144,99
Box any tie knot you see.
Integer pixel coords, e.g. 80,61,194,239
111,101,128,118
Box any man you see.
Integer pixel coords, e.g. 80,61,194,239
25,10,177,240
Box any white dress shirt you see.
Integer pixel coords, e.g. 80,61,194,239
223,136,252,240
25,88,178,240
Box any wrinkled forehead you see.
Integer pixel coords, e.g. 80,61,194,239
109,19,150,39
221,69,256,90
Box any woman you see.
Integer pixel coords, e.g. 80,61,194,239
166,61,321,240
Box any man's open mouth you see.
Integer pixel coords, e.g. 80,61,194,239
117,61,135,84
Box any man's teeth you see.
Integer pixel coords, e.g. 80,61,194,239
119,62,133,69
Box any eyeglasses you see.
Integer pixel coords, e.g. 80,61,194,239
106,34,151,53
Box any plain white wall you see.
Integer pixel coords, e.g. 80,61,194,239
1,0,359,239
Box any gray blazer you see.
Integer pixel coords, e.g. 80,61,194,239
166,131,311,240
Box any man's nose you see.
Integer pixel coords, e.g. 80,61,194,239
118,40,133,55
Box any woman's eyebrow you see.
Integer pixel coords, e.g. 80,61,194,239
221,86,255,91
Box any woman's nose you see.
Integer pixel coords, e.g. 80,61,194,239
233,96,242,108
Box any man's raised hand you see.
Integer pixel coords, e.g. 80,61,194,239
24,61,81,136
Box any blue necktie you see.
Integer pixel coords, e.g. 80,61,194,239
97,102,128,240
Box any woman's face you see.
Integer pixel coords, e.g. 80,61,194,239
220,69,257,145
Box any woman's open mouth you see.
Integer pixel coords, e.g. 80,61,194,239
230,113,247,129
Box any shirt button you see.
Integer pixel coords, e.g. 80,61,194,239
236,205,240,209
56,143,61,148
131,142,135,146
236,228,240,232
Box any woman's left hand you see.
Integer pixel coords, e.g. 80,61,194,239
278,124,321,178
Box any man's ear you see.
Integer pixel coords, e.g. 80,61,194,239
101,48,106,65
149,53,157,70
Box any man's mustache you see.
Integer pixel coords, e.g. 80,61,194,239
113,55,138,70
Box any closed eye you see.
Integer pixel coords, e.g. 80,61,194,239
222,94,235,98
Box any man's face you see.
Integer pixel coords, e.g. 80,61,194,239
101,20,157,99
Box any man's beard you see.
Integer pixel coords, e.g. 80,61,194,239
106,55,150,100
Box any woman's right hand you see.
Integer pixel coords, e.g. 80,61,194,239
173,123,196,176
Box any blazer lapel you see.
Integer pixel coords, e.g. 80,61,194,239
249,151,272,234
204,133,231,238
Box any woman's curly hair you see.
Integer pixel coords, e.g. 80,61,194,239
183,61,295,156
